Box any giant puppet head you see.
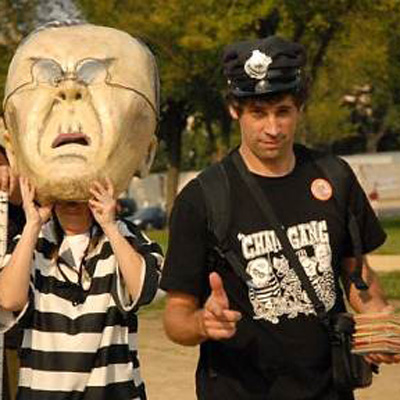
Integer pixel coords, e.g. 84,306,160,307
2,21,159,203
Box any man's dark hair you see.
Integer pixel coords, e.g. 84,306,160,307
226,81,309,116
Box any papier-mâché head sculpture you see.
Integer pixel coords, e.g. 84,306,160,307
2,21,159,203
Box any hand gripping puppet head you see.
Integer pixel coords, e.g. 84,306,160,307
2,22,159,203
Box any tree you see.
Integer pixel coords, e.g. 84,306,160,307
0,0,39,97
304,1,400,152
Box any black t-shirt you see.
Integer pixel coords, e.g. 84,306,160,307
161,147,386,400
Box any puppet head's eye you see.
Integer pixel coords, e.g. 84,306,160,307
32,58,64,86
76,59,111,85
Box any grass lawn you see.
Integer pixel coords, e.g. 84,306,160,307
375,217,400,255
378,271,400,300
146,229,168,254
376,217,400,300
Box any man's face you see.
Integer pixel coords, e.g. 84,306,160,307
230,95,300,165
3,25,158,203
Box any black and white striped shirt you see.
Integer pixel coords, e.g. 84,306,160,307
1,218,163,400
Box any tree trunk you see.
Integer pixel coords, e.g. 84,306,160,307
365,114,387,153
165,126,182,217
205,118,217,162
166,164,180,217
161,100,187,218
220,108,232,156
365,129,385,153
257,8,280,37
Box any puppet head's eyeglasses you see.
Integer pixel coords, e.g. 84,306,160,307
3,57,159,120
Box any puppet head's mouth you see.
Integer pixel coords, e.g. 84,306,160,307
52,132,91,148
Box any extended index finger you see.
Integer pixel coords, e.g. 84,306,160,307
19,177,32,201
104,177,115,197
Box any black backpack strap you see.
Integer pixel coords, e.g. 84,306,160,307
197,162,230,244
312,153,368,291
197,161,254,287
231,151,329,324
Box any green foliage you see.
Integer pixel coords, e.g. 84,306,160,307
180,120,211,171
303,2,400,149
79,0,274,103
303,94,356,146
0,47,13,97
0,0,39,103
79,0,400,159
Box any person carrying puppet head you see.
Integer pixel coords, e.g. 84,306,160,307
0,20,163,400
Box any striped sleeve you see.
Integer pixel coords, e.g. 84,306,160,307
0,234,32,333
114,219,163,311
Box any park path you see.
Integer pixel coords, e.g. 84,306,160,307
367,254,400,272
355,364,400,399
138,309,198,400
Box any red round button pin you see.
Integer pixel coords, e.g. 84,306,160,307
311,178,333,201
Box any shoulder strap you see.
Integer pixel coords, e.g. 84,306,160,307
312,153,368,291
231,151,329,324
196,162,230,245
197,161,254,286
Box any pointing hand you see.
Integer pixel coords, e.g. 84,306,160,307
198,272,242,341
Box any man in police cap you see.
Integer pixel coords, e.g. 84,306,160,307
160,36,398,399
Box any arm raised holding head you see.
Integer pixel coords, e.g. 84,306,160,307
89,179,149,302
0,177,52,311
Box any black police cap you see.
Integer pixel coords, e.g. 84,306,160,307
223,36,306,97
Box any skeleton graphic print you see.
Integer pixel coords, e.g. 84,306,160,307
240,219,336,324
